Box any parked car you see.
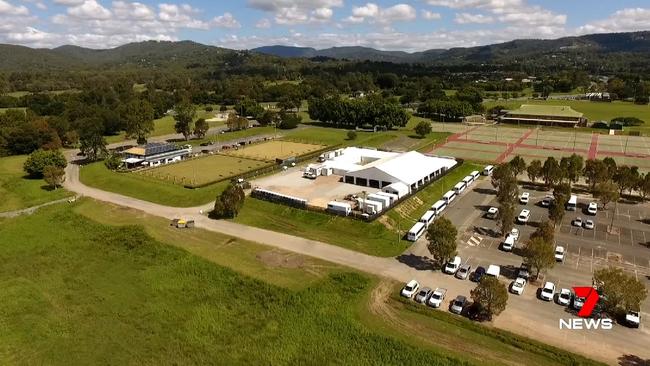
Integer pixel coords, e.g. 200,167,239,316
519,192,530,204
509,228,519,241
501,235,515,252
427,288,447,308
486,207,499,219
557,288,572,306
540,282,556,301
554,246,565,262
584,219,595,230
517,265,530,281
450,295,467,314
587,202,598,215
510,277,526,295
414,287,433,304
455,264,471,280
572,217,583,227
444,256,462,274
517,209,531,224
541,195,553,207
401,280,420,298
573,296,585,310
626,311,640,328
472,266,486,282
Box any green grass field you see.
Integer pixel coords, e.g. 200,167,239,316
189,126,277,147
139,154,269,186
0,155,72,212
79,162,228,206
234,198,409,257
386,162,483,227
0,199,603,365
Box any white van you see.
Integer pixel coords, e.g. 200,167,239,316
462,175,474,186
486,265,501,279
483,165,494,176
431,200,447,216
517,209,531,223
566,195,577,211
419,210,436,228
453,181,466,194
501,236,515,252
407,222,427,242
470,170,480,181
443,190,456,204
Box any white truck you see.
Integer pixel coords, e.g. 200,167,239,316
427,288,447,308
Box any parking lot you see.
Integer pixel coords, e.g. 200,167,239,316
403,175,650,351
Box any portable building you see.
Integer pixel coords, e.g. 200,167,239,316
375,191,399,205
367,193,391,209
327,201,352,216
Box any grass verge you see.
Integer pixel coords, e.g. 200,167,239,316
0,155,71,212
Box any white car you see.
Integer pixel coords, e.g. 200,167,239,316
573,296,585,310
427,288,447,308
587,202,598,215
444,256,462,274
520,192,530,204
557,288,572,306
572,217,583,227
541,195,553,207
554,246,565,262
501,235,515,252
414,287,433,304
540,282,555,301
510,277,526,295
517,209,531,224
400,280,420,298
626,311,640,328
583,219,595,230
487,207,499,219
510,228,520,241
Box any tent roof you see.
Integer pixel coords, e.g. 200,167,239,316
351,151,457,185
505,104,583,118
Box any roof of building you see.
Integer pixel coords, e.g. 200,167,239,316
350,151,455,185
323,147,396,172
505,104,584,118
124,142,180,157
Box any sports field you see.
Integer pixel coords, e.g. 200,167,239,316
138,154,268,185
429,123,650,171
225,140,325,161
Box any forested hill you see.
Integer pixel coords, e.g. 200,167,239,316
253,31,650,64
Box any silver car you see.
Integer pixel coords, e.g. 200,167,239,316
450,295,467,314
455,264,471,280
414,287,433,304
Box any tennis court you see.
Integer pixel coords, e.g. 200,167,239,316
598,135,650,155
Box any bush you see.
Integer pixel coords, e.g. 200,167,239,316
104,154,122,170
591,122,609,129
347,131,357,140
279,112,301,130
611,117,644,126
205,106,213,112
23,149,67,178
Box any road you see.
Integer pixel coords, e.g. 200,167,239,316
62,156,650,364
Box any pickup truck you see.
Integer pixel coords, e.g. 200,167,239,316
427,288,448,308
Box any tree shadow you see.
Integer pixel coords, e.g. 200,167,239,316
40,184,56,192
473,187,496,195
618,354,650,366
408,134,425,139
395,254,438,271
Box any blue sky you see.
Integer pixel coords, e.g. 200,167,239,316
1,0,650,50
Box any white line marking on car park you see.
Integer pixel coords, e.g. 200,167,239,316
576,247,581,269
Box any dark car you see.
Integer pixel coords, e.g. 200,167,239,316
472,266,486,282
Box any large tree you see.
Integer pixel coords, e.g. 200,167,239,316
492,163,519,206
526,159,542,184
426,217,458,265
584,159,608,192
530,220,555,245
498,202,516,237
210,184,246,219
549,197,567,227
120,99,154,144
522,237,556,280
414,120,432,138
594,267,648,315
470,276,508,320
614,165,640,196
638,173,650,201
193,118,209,139
509,155,526,177
542,157,562,187
594,182,620,209
23,149,67,178
173,101,197,141
43,165,65,189
78,118,107,161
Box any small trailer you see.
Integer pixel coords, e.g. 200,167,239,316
327,201,352,216
170,218,195,228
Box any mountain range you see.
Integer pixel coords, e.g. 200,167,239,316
1,31,650,71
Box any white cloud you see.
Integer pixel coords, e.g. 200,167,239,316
421,10,441,20
158,3,208,29
113,1,155,20
578,8,650,34
247,0,343,25
53,0,84,5
0,0,29,15
455,12,493,24
347,3,416,24
211,12,240,29
255,18,271,28
66,0,111,20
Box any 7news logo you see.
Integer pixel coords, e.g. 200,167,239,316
559,286,613,330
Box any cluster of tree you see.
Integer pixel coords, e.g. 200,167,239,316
415,87,484,121
210,184,246,219
308,95,408,129
522,221,557,279
23,149,67,189
593,267,647,316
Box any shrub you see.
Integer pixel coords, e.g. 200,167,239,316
23,149,67,178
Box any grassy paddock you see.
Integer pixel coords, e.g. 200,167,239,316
79,162,228,207
139,154,269,186
0,155,71,212
233,198,409,257
0,203,472,365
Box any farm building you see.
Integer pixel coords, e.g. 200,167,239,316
122,142,192,167
320,147,457,193
499,105,587,127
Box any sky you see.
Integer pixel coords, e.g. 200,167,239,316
2,0,650,51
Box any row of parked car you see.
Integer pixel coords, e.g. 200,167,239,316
401,280,468,315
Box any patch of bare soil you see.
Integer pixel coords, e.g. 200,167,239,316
256,250,306,268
